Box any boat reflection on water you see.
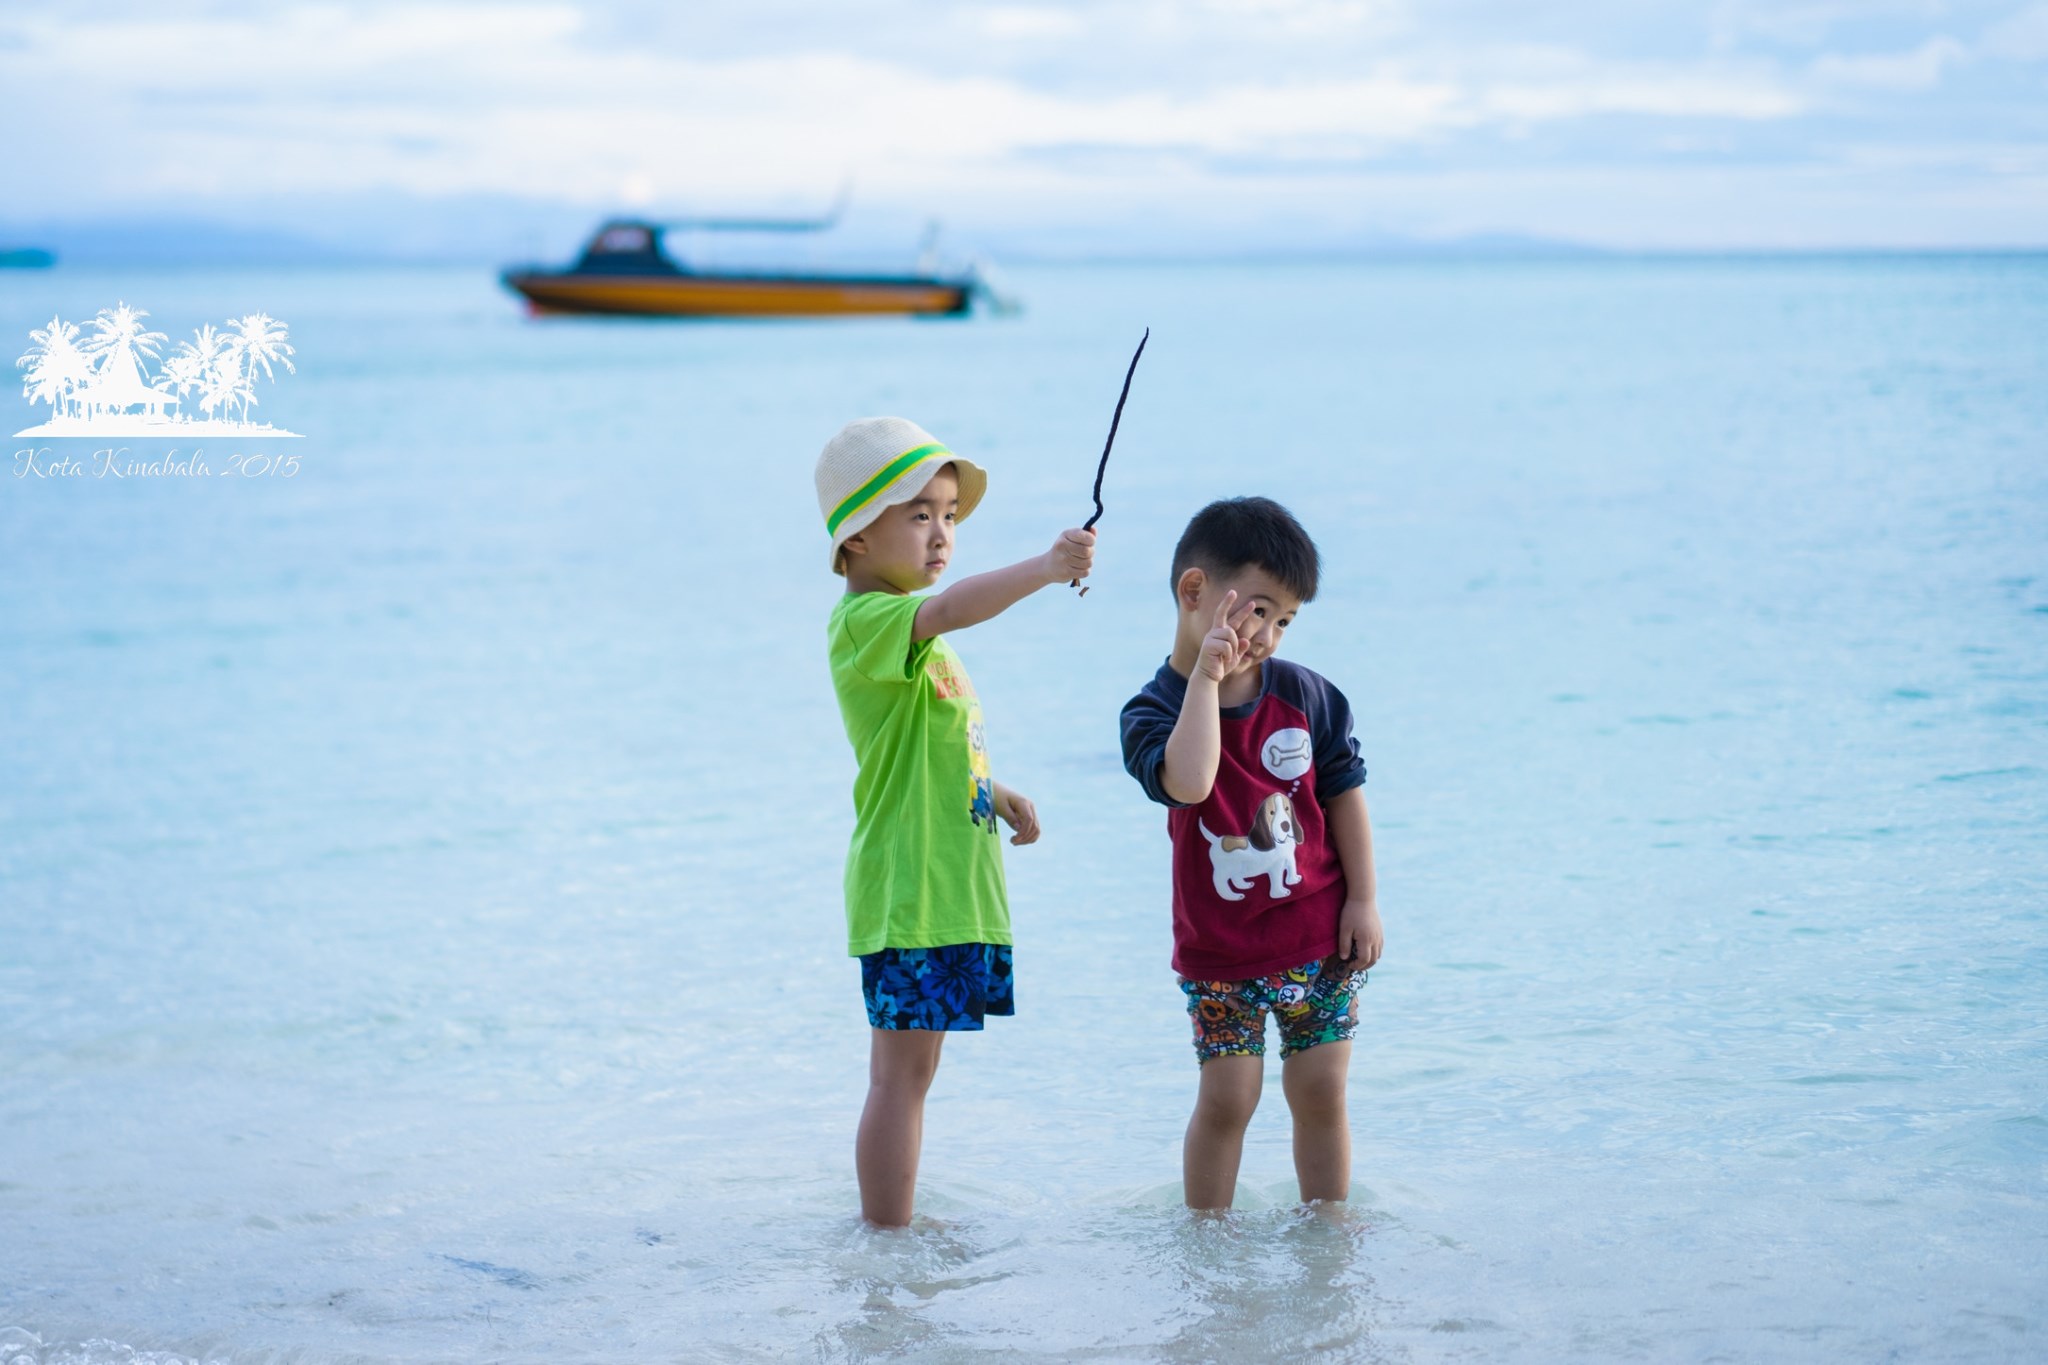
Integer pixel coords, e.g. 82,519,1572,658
500,200,1013,319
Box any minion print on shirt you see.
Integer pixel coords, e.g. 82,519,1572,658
966,715,995,831
927,650,998,833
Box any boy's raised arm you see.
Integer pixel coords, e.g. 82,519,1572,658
912,530,1094,641
1158,676,1223,805
1157,591,1259,804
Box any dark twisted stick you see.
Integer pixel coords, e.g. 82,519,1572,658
1073,327,1149,595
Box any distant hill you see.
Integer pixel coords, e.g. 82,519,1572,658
995,229,1610,264
0,218,377,266
0,206,1612,269
3,201,2034,269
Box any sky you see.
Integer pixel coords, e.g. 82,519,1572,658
2,0,2045,257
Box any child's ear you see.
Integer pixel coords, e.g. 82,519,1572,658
1176,567,1206,612
841,533,867,559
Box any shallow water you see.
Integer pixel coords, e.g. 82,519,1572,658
2,256,2045,1362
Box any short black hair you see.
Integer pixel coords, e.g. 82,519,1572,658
1169,496,1321,603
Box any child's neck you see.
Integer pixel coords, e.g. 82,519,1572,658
844,564,909,596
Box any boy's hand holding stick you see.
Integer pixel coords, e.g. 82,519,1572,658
1046,528,1095,586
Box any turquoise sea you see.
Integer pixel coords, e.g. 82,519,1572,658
2,256,2045,1362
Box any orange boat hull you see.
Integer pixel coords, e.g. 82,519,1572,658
503,270,970,318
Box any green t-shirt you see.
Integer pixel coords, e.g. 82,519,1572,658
828,591,1011,956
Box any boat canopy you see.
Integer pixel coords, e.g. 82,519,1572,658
571,193,852,276
574,221,683,275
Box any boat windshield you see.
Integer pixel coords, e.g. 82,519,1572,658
575,223,682,275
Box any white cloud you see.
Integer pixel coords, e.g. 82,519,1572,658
0,0,2036,249
978,6,1085,40
1705,1,1951,50
1984,3,2048,61
1811,35,1968,91
0,4,1813,209
1190,0,1405,36
1484,71,1801,121
1836,139,2048,177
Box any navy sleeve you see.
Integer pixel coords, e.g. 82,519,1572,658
1291,665,1367,805
1120,687,1193,809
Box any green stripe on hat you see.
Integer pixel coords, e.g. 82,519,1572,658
826,442,951,535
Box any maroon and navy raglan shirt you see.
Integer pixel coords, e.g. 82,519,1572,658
1120,657,1368,981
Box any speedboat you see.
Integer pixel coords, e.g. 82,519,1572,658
500,208,998,318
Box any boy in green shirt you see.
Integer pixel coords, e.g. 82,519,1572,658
816,416,1095,1227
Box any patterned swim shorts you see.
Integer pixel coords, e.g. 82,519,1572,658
860,942,1015,1031
1179,957,1367,1063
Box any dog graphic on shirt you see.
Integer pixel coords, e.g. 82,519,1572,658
1198,792,1303,901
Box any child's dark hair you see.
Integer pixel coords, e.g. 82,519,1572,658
1169,497,1321,603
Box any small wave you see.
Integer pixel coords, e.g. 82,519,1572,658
1936,765,2040,783
0,1328,227,1365
435,1253,543,1290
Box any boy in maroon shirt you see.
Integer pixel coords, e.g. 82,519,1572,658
1120,497,1384,1210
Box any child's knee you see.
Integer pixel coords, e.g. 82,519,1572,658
1193,1092,1258,1131
869,1034,944,1092
1193,1064,1262,1129
869,1075,935,1114
867,1073,936,1117
1291,1088,1347,1127
1284,1062,1348,1123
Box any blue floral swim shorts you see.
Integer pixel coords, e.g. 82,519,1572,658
1179,957,1366,1063
860,942,1015,1031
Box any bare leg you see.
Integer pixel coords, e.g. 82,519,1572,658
857,1028,946,1227
1183,1054,1263,1210
1282,1040,1352,1202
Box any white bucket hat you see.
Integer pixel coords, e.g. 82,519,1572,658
815,416,988,574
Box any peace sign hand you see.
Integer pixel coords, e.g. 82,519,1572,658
1197,590,1257,682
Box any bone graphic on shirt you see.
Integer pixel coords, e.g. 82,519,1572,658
1261,727,1313,780
1198,792,1304,900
